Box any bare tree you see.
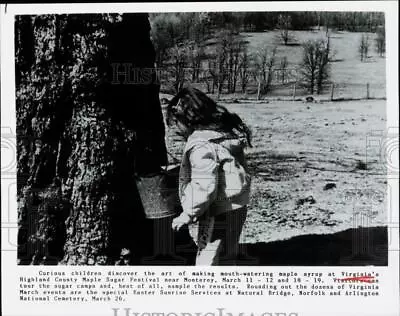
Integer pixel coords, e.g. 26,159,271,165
323,12,332,35
279,56,288,84
276,14,292,45
316,38,331,94
226,36,246,93
168,44,189,93
208,49,227,98
375,27,386,57
238,47,250,93
229,44,241,93
252,47,266,100
253,44,277,98
206,60,217,94
264,47,277,94
359,34,370,62
187,42,204,82
214,31,230,97
208,29,244,97
300,39,330,95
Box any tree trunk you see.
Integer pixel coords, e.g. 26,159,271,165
17,13,167,265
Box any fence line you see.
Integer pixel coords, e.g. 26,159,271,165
156,67,386,101
161,81,386,101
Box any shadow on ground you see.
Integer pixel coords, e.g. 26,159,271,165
246,150,301,180
237,226,388,266
141,226,388,266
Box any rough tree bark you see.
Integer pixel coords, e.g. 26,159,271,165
16,13,167,265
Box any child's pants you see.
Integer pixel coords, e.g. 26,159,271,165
188,207,248,265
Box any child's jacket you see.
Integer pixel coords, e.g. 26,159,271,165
178,130,251,222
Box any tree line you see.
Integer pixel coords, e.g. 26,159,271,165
150,12,385,97
150,11,385,36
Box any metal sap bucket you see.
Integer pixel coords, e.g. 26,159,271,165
135,164,181,219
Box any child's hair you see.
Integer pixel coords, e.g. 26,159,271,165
166,87,252,147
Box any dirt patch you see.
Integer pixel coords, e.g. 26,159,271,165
164,99,387,247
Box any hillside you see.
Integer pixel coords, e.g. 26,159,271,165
244,29,386,85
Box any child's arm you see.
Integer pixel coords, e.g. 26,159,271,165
179,142,219,223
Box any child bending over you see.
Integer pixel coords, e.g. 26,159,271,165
167,87,252,265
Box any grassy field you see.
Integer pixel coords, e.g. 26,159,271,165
164,99,387,247
244,29,386,86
